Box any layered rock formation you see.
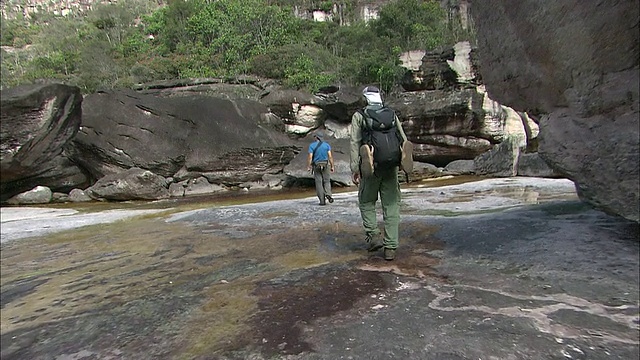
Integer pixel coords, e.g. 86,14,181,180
391,41,538,166
470,0,639,222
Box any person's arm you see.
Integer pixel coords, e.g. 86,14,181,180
307,151,313,172
328,150,335,173
395,114,408,143
350,112,364,184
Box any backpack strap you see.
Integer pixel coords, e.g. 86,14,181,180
358,109,374,147
311,139,323,165
358,108,374,131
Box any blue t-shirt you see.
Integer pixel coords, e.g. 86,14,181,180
309,141,331,163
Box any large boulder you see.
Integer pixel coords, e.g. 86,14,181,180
517,152,560,178
0,83,89,201
400,45,464,91
200,146,300,186
71,90,297,183
473,136,520,177
313,85,364,123
6,185,52,205
471,0,639,221
86,167,169,201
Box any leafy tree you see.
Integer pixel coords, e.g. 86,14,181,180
87,2,137,46
185,0,301,75
117,31,152,60
309,20,403,91
250,41,336,80
372,0,448,50
1,48,34,88
26,18,88,79
299,20,342,52
284,53,336,92
322,20,378,57
154,0,204,52
74,38,121,92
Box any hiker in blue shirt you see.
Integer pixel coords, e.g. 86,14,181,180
307,130,335,206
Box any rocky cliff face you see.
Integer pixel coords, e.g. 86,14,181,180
470,0,639,222
2,0,471,25
1,0,116,19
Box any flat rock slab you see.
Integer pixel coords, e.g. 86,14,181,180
0,178,638,360
0,207,169,243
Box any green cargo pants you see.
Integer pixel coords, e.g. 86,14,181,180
358,167,401,249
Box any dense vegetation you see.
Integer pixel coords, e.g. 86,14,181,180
0,0,474,94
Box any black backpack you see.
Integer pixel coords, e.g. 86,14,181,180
359,106,402,170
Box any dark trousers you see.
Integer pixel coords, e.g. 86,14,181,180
313,163,332,204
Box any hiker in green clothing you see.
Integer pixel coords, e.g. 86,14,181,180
349,86,413,261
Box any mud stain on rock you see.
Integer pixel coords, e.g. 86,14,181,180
249,266,389,357
0,214,258,357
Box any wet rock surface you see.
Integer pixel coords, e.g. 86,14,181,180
0,178,638,360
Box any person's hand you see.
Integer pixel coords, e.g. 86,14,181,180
307,165,312,172
352,172,360,186
330,166,335,173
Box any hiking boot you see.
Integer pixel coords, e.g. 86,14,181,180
359,144,374,177
326,195,334,203
365,233,383,252
401,140,414,173
384,248,396,261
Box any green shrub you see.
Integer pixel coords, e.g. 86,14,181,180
371,0,448,50
249,41,337,80
284,53,336,92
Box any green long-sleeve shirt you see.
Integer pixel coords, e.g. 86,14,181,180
349,107,409,175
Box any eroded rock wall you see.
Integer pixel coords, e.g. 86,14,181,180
470,0,639,222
